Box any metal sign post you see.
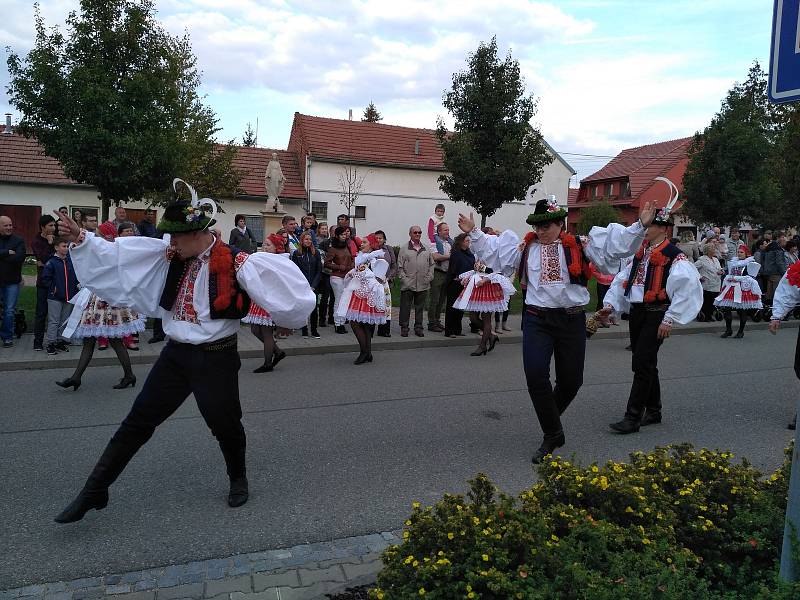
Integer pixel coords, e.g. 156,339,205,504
769,0,800,103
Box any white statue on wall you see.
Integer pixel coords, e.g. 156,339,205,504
264,152,286,212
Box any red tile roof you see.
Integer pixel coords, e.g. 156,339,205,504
0,127,306,200
567,188,579,206
0,127,86,187
290,113,445,171
581,137,692,199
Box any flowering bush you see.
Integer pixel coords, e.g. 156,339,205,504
370,444,799,599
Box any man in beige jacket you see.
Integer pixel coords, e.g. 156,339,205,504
398,225,434,337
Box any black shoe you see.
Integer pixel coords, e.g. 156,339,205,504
789,415,797,431
401,328,409,337
335,326,348,334
147,335,165,344
301,327,309,338
55,340,70,352
253,363,273,373
56,377,81,391
3,339,13,348
640,411,662,426
271,350,287,367
734,331,744,338
33,343,43,351
54,489,109,523
311,330,321,339
531,432,566,464
609,419,640,434
488,335,500,352
112,375,136,389
470,347,487,356
720,330,732,338
354,352,368,365
228,476,249,508
46,344,58,355
414,329,424,337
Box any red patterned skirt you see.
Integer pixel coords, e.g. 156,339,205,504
455,282,507,313
242,302,274,326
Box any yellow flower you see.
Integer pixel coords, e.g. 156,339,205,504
404,555,415,565
473,517,480,525
551,534,559,541
412,502,421,509
613,464,624,473
438,551,444,556
377,592,385,600
482,554,490,561
418,588,426,596
403,531,410,540
642,538,651,545
456,504,463,511
467,593,475,599
405,520,412,526
599,476,609,490
448,532,454,540
413,560,419,567
625,506,634,513
591,465,599,472
466,585,472,592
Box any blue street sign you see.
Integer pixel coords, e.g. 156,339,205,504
769,0,800,103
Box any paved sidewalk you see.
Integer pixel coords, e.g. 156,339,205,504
0,531,399,600
3,311,797,371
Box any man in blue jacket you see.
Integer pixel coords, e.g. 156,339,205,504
41,239,79,355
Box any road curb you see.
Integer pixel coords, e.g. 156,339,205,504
2,320,797,372
0,531,401,599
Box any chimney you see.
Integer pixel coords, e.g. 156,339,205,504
414,139,420,155
3,114,11,135
348,109,353,120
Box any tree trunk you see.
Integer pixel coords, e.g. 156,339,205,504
480,213,487,228
99,194,111,222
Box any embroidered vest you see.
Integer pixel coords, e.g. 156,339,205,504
160,242,251,320
623,241,683,303
517,233,591,291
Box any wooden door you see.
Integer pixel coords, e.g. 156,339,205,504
0,204,41,253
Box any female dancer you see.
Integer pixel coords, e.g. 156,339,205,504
335,233,389,364
715,245,763,338
453,258,516,356
55,221,143,390
242,234,287,372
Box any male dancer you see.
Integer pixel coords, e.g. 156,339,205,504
458,198,655,463
599,207,702,433
769,261,800,429
53,193,315,523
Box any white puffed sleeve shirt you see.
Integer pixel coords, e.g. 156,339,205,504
69,232,315,344
603,248,703,325
468,221,646,309
772,273,800,320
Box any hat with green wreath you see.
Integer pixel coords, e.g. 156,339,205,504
526,197,567,226
157,179,218,234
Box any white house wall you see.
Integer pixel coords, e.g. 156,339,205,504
306,158,572,243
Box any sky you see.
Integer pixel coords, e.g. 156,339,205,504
1,0,773,185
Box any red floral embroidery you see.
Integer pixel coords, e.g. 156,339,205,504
539,243,564,285
173,258,201,323
234,251,249,272
788,262,800,288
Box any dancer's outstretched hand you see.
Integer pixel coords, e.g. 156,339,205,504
639,201,656,228
53,211,80,242
769,319,780,335
458,212,476,234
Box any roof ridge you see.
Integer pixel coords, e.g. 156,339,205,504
296,112,438,134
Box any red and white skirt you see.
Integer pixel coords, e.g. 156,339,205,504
453,272,515,313
242,302,274,326
335,270,387,325
71,293,146,339
714,276,763,310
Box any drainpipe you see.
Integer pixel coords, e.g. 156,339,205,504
306,155,312,213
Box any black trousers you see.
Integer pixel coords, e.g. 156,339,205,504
84,340,246,493
318,274,335,324
595,283,610,312
701,291,717,320
444,280,464,336
795,326,800,380
624,305,665,421
522,307,586,437
34,285,49,346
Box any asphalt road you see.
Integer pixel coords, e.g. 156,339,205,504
2,328,798,588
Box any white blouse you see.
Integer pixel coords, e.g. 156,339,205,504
772,273,800,320
69,232,316,344
603,249,703,325
468,221,646,309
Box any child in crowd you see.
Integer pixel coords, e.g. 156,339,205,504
427,203,446,244
41,239,79,355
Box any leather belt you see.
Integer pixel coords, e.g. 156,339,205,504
525,304,584,315
168,333,238,352
632,303,670,312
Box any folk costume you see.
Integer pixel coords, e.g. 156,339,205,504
603,198,703,434
336,242,389,364
241,234,288,373
54,181,315,524
770,263,800,429
468,197,648,463
715,254,763,338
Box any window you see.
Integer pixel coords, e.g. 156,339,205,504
591,185,598,198
311,201,328,222
604,183,613,197
354,205,366,219
621,181,631,197
245,215,263,244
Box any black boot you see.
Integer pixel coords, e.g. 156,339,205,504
609,418,640,434
640,411,662,426
228,476,249,508
54,437,137,523
789,415,797,431
531,431,565,464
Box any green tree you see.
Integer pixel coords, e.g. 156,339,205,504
771,105,800,228
362,101,382,123
242,122,257,147
575,199,621,235
437,37,551,227
682,63,781,229
6,0,241,218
